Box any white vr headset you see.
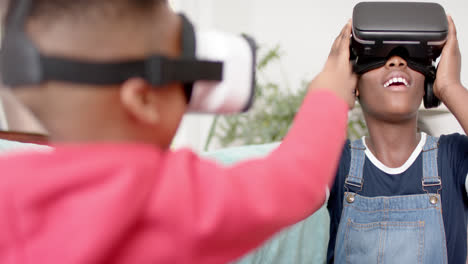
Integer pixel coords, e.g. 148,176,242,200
0,0,257,114
190,30,255,113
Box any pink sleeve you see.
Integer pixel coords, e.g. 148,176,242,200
160,90,348,263
0,90,347,264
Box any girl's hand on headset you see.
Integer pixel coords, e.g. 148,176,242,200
434,15,464,102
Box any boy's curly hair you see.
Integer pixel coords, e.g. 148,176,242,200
27,0,166,22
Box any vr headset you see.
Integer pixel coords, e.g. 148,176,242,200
0,0,256,114
350,2,448,108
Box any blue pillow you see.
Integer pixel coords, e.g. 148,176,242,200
0,139,49,154
203,143,330,264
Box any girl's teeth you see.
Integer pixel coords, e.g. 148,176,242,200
384,77,409,88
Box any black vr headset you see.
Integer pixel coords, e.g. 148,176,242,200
0,0,257,114
350,2,448,108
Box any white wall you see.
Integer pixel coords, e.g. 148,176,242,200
171,0,468,151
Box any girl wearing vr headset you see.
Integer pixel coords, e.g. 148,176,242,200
0,0,358,263
326,16,468,264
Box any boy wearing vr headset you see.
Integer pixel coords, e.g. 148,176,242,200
326,4,468,264
0,0,358,263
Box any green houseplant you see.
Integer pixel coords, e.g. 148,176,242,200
204,46,366,151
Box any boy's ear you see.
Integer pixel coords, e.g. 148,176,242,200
355,86,360,97
120,78,160,125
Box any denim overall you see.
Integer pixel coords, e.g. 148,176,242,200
334,136,448,264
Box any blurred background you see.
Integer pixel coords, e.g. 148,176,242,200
0,0,465,150
169,0,468,152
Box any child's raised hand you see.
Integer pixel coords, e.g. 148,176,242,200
434,16,464,102
309,20,358,109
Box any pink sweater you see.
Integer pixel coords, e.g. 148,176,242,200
0,90,348,264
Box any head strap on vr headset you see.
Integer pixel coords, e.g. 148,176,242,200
37,55,223,86
0,0,222,101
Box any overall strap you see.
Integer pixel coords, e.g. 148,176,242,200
345,139,366,193
422,135,441,194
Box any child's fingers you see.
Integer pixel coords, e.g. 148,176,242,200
447,15,457,38
341,20,352,41
444,15,460,57
331,20,352,57
338,20,352,59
